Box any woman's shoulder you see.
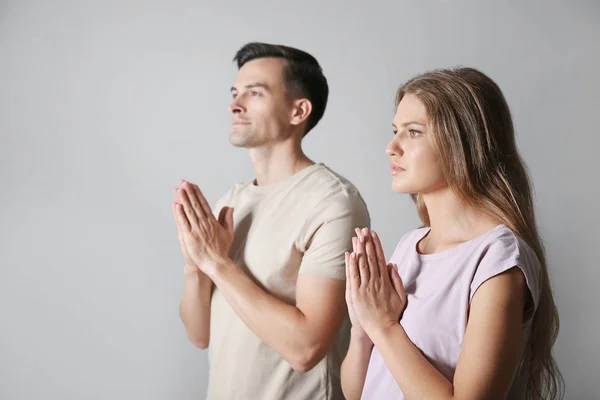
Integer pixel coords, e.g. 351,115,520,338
469,225,543,310
476,225,539,265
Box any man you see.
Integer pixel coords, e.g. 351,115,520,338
173,42,370,399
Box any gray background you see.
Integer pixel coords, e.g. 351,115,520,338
1,1,598,399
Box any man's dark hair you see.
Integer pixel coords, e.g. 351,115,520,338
233,42,329,137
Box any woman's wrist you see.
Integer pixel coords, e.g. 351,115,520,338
351,327,373,348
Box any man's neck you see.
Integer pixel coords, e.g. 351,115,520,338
248,140,315,186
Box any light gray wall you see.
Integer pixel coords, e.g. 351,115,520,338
1,1,598,398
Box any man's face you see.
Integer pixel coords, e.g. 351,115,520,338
228,58,294,148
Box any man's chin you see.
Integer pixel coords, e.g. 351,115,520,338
230,141,249,148
229,133,252,148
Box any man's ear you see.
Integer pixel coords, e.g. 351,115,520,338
290,98,312,127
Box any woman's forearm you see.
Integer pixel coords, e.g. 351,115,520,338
341,328,374,400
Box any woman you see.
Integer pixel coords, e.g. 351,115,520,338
340,68,563,399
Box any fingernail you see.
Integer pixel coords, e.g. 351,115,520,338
362,227,369,235
372,230,377,238
351,252,356,259
359,235,364,243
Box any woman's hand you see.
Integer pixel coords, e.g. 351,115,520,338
347,228,407,336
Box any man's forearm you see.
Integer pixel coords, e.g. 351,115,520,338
210,259,328,372
179,266,212,348
341,329,373,400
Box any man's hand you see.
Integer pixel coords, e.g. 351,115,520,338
173,180,235,276
172,189,197,276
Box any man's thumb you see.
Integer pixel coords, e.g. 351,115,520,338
224,207,235,235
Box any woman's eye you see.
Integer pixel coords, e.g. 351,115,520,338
392,129,398,136
251,91,259,96
409,129,423,137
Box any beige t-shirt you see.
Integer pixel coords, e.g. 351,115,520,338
206,163,370,400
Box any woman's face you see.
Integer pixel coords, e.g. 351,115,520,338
386,94,447,195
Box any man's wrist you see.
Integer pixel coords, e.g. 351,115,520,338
183,264,209,281
208,257,236,282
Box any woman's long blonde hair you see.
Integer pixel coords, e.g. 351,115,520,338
396,67,563,399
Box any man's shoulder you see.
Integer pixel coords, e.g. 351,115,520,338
301,163,364,199
298,164,370,224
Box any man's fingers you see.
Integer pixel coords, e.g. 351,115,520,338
218,206,235,237
173,203,185,238
181,184,203,219
218,206,227,226
177,188,199,227
188,182,213,218
225,207,234,235
173,202,180,227
174,205,188,253
174,203,191,232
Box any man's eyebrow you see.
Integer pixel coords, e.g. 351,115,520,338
230,83,270,92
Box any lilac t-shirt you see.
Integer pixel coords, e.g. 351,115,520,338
360,225,541,400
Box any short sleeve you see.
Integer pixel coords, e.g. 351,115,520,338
297,191,370,279
469,231,542,322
